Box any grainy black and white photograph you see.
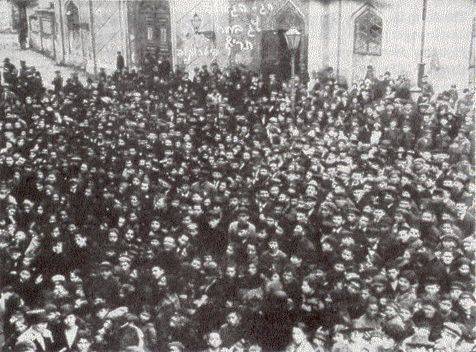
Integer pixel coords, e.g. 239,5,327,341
0,0,474,351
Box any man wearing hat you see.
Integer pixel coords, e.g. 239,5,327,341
352,297,382,332
118,313,145,351
286,324,314,352
168,341,185,352
404,329,435,351
13,340,37,352
228,208,257,241
311,327,329,352
394,270,418,311
3,58,17,86
53,70,63,96
89,262,119,305
455,291,476,340
434,322,463,352
17,310,55,352
72,330,96,352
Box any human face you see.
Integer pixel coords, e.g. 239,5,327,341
191,259,201,270
421,211,433,222
75,234,87,247
341,249,353,262
119,261,130,271
450,287,462,300
439,300,452,313
100,268,112,279
52,242,63,254
387,268,399,281
178,235,189,246
0,188,8,199
163,237,175,250
225,266,236,278
34,322,48,333
64,314,76,327
238,213,248,223
459,264,470,276
157,275,168,287
150,220,161,231
302,280,314,294
130,195,139,207
398,277,411,292
367,303,379,317
334,263,345,272
20,270,31,281
208,332,222,348
268,240,278,251
227,312,239,326
332,215,343,227
441,252,454,265
77,338,92,351
384,306,397,319
108,232,118,242
422,304,436,318
459,296,474,310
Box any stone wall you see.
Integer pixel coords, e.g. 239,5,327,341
226,0,309,74
170,0,229,73
89,0,126,73
29,9,56,60
307,0,474,90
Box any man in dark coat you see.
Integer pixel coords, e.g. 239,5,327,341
53,71,63,96
88,262,119,305
16,310,55,352
3,58,17,86
116,52,125,72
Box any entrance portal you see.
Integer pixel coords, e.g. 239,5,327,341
260,2,305,80
261,30,301,81
136,0,172,67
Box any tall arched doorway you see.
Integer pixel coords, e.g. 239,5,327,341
261,1,305,81
136,0,172,67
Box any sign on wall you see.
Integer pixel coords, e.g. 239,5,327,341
223,0,275,66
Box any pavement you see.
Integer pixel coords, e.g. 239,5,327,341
0,33,87,88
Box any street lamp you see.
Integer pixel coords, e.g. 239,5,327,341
418,0,429,87
285,27,302,115
285,27,302,79
191,13,202,34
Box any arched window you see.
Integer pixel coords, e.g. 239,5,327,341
354,8,382,56
65,1,80,31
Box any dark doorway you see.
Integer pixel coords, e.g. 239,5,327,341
261,30,301,81
261,29,301,80
136,0,172,68
278,29,301,81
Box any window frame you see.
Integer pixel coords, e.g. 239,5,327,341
353,8,383,56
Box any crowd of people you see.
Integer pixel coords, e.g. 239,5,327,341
0,51,474,352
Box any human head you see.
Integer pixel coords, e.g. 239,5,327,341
207,331,222,348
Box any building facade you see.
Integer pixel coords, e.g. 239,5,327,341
50,0,474,91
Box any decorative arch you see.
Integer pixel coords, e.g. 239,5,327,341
263,0,305,31
353,5,383,56
260,0,307,80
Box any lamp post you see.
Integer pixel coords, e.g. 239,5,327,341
285,27,302,115
417,0,428,87
191,13,202,34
